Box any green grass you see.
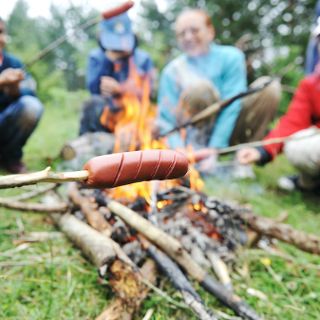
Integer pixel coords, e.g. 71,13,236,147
0,92,319,319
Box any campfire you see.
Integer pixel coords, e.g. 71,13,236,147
59,75,263,320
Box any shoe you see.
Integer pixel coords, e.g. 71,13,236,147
278,175,320,194
1,160,27,174
277,175,299,192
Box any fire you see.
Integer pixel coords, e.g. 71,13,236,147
107,59,204,205
185,145,204,192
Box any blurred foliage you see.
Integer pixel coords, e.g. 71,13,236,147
138,0,318,71
5,0,98,99
3,0,320,111
136,0,318,113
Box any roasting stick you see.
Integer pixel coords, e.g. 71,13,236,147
0,150,189,189
188,128,320,163
26,1,134,67
159,79,273,138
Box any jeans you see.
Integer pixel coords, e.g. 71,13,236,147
284,127,320,189
79,95,109,135
0,95,43,161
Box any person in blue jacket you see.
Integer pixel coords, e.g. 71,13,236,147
305,0,320,74
79,13,154,135
0,17,43,173
156,8,280,169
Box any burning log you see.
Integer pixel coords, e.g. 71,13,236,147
143,239,217,320
60,132,114,161
107,200,261,320
240,209,320,255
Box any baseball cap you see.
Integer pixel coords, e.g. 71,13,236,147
99,13,135,52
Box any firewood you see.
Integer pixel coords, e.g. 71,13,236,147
240,210,320,255
0,196,68,213
67,185,160,320
144,239,217,320
68,182,112,237
206,251,233,291
96,259,157,320
60,132,114,161
51,213,117,268
108,200,262,320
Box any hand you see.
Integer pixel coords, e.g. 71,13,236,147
196,151,217,174
0,68,24,86
236,148,261,165
3,84,20,97
100,76,122,97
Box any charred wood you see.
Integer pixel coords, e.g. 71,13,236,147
68,182,112,236
240,210,320,255
108,200,261,320
146,241,217,320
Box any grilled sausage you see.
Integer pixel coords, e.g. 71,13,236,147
101,1,134,20
83,150,189,188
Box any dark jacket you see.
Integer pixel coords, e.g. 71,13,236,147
0,51,35,111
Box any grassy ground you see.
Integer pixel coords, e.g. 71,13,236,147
0,92,319,319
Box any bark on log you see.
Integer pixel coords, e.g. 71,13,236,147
67,185,159,320
0,197,68,213
145,240,217,320
60,132,114,161
96,259,157,320
51,213,117,268
108,200,261,320
241,210,320,255
68,182,112,236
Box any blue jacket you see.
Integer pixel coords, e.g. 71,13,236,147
0,51,35,111
305,0,320,74
157,43,247,149
86,47,154,95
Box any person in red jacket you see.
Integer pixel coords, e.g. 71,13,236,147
237,72,320,191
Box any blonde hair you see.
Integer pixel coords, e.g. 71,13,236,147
177,8,214,29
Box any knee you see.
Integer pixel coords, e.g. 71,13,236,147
19,96,44,125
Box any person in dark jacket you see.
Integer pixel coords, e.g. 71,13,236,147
237,72,320,192
0,17,43,173
79,12,154,135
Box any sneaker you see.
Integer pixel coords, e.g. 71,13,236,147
277,175,299,192
278,175,320,194
1,160,27,174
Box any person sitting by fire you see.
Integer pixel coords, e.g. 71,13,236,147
237,72,320,193
156,8,281,170
79,12,155,138
0,17,43,174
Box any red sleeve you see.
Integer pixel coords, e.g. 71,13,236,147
263,77,314,159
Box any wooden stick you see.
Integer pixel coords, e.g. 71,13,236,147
144,239,217,320
68,182,112,237
159,80,273,137
241,209,320,255
7,184,58,201
108,200,261,320
218,129,320,155
0,167,88,189
0,197,68,213
26,16,100,67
